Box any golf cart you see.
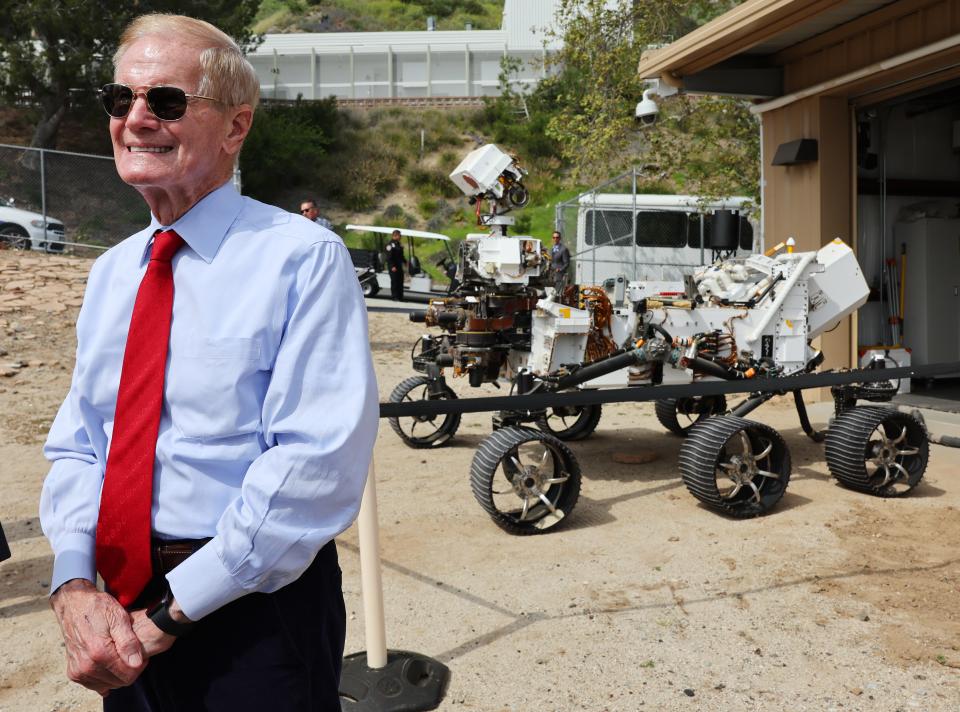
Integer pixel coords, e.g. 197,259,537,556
346,225,457,302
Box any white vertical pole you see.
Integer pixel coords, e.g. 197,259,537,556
310,47,317,100
350,46,356,99
465,44,471,97
39,148,47,245
357,459,388,668
388,45,394,98
273,48,279,99
426,46,432,98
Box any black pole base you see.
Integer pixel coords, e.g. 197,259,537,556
340,650,449,712
0,521,10,563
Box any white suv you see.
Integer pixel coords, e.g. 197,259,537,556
0,198,66,252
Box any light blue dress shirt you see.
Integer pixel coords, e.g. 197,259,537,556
40,182,379,620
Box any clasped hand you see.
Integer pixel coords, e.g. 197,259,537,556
50,579,175,696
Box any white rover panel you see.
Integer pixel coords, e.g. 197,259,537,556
807,239,870,338
450,144,515,200
467,235,542,285
529,299,591,375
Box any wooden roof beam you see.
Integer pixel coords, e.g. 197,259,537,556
637,0,846,80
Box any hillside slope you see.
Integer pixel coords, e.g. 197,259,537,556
254,0,505,34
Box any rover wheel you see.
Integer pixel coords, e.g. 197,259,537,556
824,407,928,496
387,375,461,449
535,403,601,441
679,415,791,518
470,427,580,535
0,225,30,250
655,395,727,436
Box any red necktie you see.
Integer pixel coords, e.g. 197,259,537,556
96,229,184,607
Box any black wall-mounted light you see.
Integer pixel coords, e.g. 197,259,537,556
772,138,818,166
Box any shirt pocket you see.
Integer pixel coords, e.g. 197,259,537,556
167,337,265,440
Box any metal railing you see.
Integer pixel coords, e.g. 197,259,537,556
555,168,644,286
0,143,150,253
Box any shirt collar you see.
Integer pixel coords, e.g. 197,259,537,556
141,182,244,265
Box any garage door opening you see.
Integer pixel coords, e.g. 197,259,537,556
856,81,960,412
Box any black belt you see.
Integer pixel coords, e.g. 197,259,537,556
151,537,212,576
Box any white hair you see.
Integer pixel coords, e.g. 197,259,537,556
114,14,260,111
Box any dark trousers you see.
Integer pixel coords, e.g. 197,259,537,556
553,269,568,294
105,541,345,712
389,269,404,301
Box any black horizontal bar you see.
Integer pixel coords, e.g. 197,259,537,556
379,361,960,419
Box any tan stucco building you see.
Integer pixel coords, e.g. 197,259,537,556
638,0,960,397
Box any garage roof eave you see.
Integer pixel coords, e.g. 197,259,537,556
636,0,834,81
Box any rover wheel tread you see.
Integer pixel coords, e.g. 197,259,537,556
824,406,928,497
655,395,727,436
535,404,602,441
470,427,581,535
678,415,791,518
387,375,461,449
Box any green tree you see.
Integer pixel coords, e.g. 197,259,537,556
541,0,758,199
0,0,259,149
239,96,339,204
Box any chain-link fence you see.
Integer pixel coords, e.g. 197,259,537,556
0,143,150,254
554,168,760,287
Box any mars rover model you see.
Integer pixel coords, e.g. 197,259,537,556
387,144,929,534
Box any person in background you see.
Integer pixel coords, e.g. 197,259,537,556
385,228,407,301
550,230,571,293
40,14,378,711
299,199,333,230
438,255,459,294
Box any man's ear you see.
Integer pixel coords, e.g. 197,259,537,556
223,105,253,157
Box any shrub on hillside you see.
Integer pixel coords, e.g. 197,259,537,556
406,166,460,199
376,204,415,229
425,200,455,233
333,153,401,212
240,98,340,204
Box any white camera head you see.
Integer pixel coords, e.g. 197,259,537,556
635,89,659,126
450,144,520,199
449,143,530,218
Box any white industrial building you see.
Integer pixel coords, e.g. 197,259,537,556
246,0,562,101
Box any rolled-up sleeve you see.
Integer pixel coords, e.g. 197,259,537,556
167,240,379,620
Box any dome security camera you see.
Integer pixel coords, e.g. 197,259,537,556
634,89,658,126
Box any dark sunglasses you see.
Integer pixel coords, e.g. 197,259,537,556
300,208,314,214
98,83,220,122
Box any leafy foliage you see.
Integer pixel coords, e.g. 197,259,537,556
239,97,339,203
0,0,260,148
643,94,760,200
478,56,561,162
541,0,665,180
304,106,471,212
530,0,757,199
406,166,461,200
467,0,755,207
254,0,502,33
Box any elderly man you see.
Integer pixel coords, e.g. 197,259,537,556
39,14,378,711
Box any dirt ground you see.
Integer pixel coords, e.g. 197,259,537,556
1,248,958,712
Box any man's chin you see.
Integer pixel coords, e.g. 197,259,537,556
116,167,172,189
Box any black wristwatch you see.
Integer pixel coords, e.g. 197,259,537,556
147,595,196,637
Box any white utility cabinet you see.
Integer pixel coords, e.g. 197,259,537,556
895,217,960,369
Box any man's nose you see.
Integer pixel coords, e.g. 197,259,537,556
125,92,159,127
